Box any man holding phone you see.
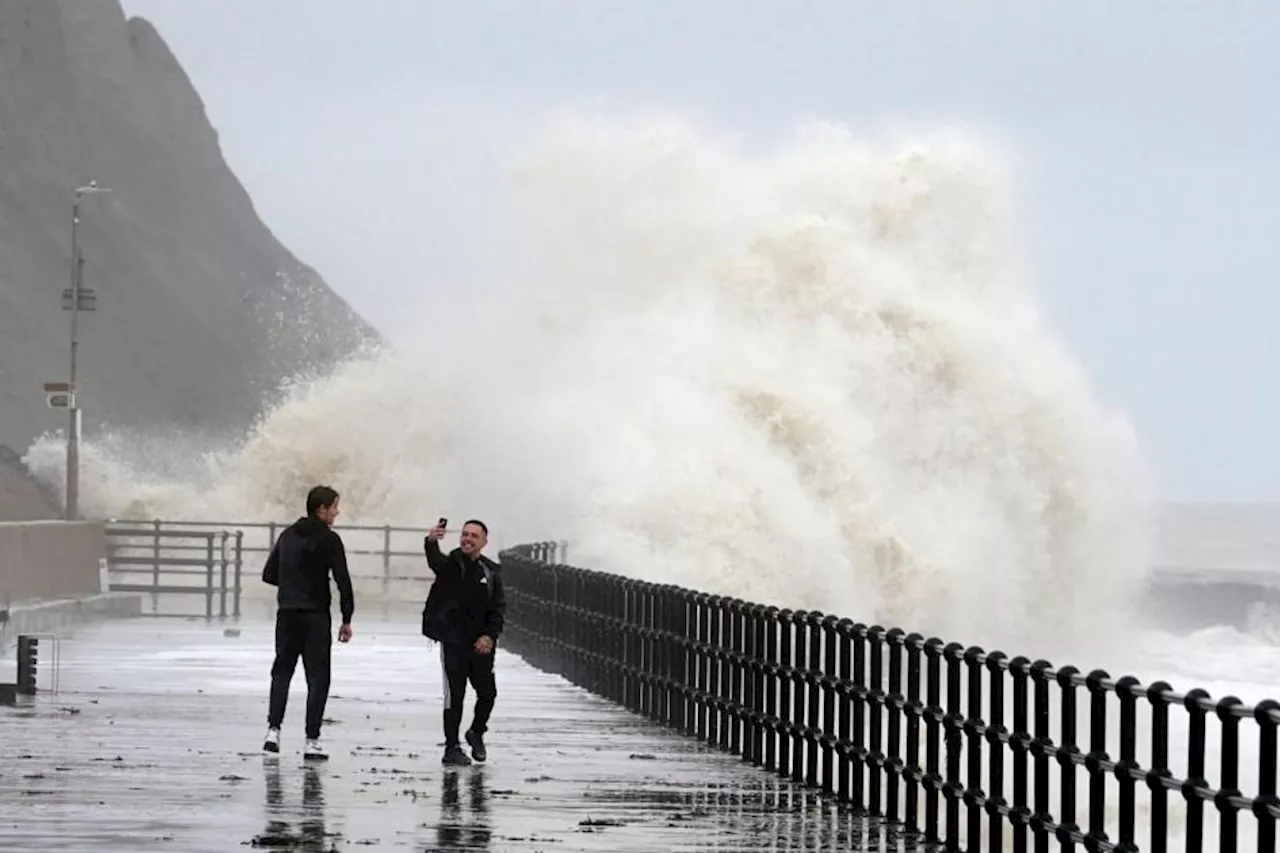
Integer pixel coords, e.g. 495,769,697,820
421,517,505,766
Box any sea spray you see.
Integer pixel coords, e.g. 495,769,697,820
24,111,1152,661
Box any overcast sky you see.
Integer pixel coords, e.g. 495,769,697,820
121,0,1279,503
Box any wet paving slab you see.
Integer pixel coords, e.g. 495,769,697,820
0,617,930,852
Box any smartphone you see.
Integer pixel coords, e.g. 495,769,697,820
438,517,448,530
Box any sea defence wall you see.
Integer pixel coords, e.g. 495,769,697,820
0,521,139,650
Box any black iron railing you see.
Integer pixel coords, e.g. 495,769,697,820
498,542,1280,853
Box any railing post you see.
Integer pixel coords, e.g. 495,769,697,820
986,651,1009,853
1054,664,1081,847
762,607,779,774
885,628,905,823
923,638,944,844
1216,695,1244,853
671,586,685,730
747,604,767,765
151,518,161,605
707,596,723,749
576,560,586,686
647,580,660,719
1145,681,1173,853
1030,659,1055,853
963,646,988,848
804,611,822,788
730,599,745,757
660,584,670,722
610,573,626,705
382,524,391,597
1113,676,1141,853
633,580,645,718
583,571,597,693
632,573,645,706
635,579,648,718
219,531,229,618
1084,669,1113,851
853,623,870,810
619,578,631,712
204,534,214,619
868,625,885,811
233,530,244,619
1009,656,1032,850
1254,700,1280,853
620,578,633,713
904,633,924,834
674,588,690,735
776,609,793,779
790,610,808,785
634,578,646,716
680,592,695,739
837,620,856,804
1183,688,1211,851
724,597,737,754
701,594,715,744
773,604,793,778
820,615,839,796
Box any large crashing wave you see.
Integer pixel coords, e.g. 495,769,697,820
24,113,1152,654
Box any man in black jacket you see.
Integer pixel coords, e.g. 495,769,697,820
422,517,505,766
261,485,355,760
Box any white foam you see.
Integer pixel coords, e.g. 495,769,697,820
24,111,1152,658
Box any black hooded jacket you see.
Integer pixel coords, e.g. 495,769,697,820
421,538,505,645
263,516,355,623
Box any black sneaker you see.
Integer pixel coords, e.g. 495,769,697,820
442,745,472,766
465,730,487,763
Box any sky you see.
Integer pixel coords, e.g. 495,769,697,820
121,0,1280,504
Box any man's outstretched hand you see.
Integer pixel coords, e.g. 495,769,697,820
339,623,354,643
426,521,446,542
474,634,493,655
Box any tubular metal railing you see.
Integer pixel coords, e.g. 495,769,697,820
106,519,450,597
101,519,559,615
105,523,244,618
498,541,1280,853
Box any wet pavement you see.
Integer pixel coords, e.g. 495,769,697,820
0,617,928,852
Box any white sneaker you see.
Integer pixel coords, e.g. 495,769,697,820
304,738,328,761
263,727,280,753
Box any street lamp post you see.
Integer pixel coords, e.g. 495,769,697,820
63,181,111,521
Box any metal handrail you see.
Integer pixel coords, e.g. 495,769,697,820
104,525,244,619
499,541,1280,853
102,519,495,615
105,519,456,599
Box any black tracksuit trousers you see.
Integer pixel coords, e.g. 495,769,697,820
267,609,332,739
440,641,497,746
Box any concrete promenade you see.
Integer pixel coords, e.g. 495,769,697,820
0,616,927,852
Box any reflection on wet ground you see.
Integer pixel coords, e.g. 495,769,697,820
0,618,934,851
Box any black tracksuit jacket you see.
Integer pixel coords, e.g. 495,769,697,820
262,516,355,623
421,538,505,645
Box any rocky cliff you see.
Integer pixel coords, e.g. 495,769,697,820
0,0,379,518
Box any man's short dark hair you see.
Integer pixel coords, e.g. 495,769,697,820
463,518,488,536
306,485,340,516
